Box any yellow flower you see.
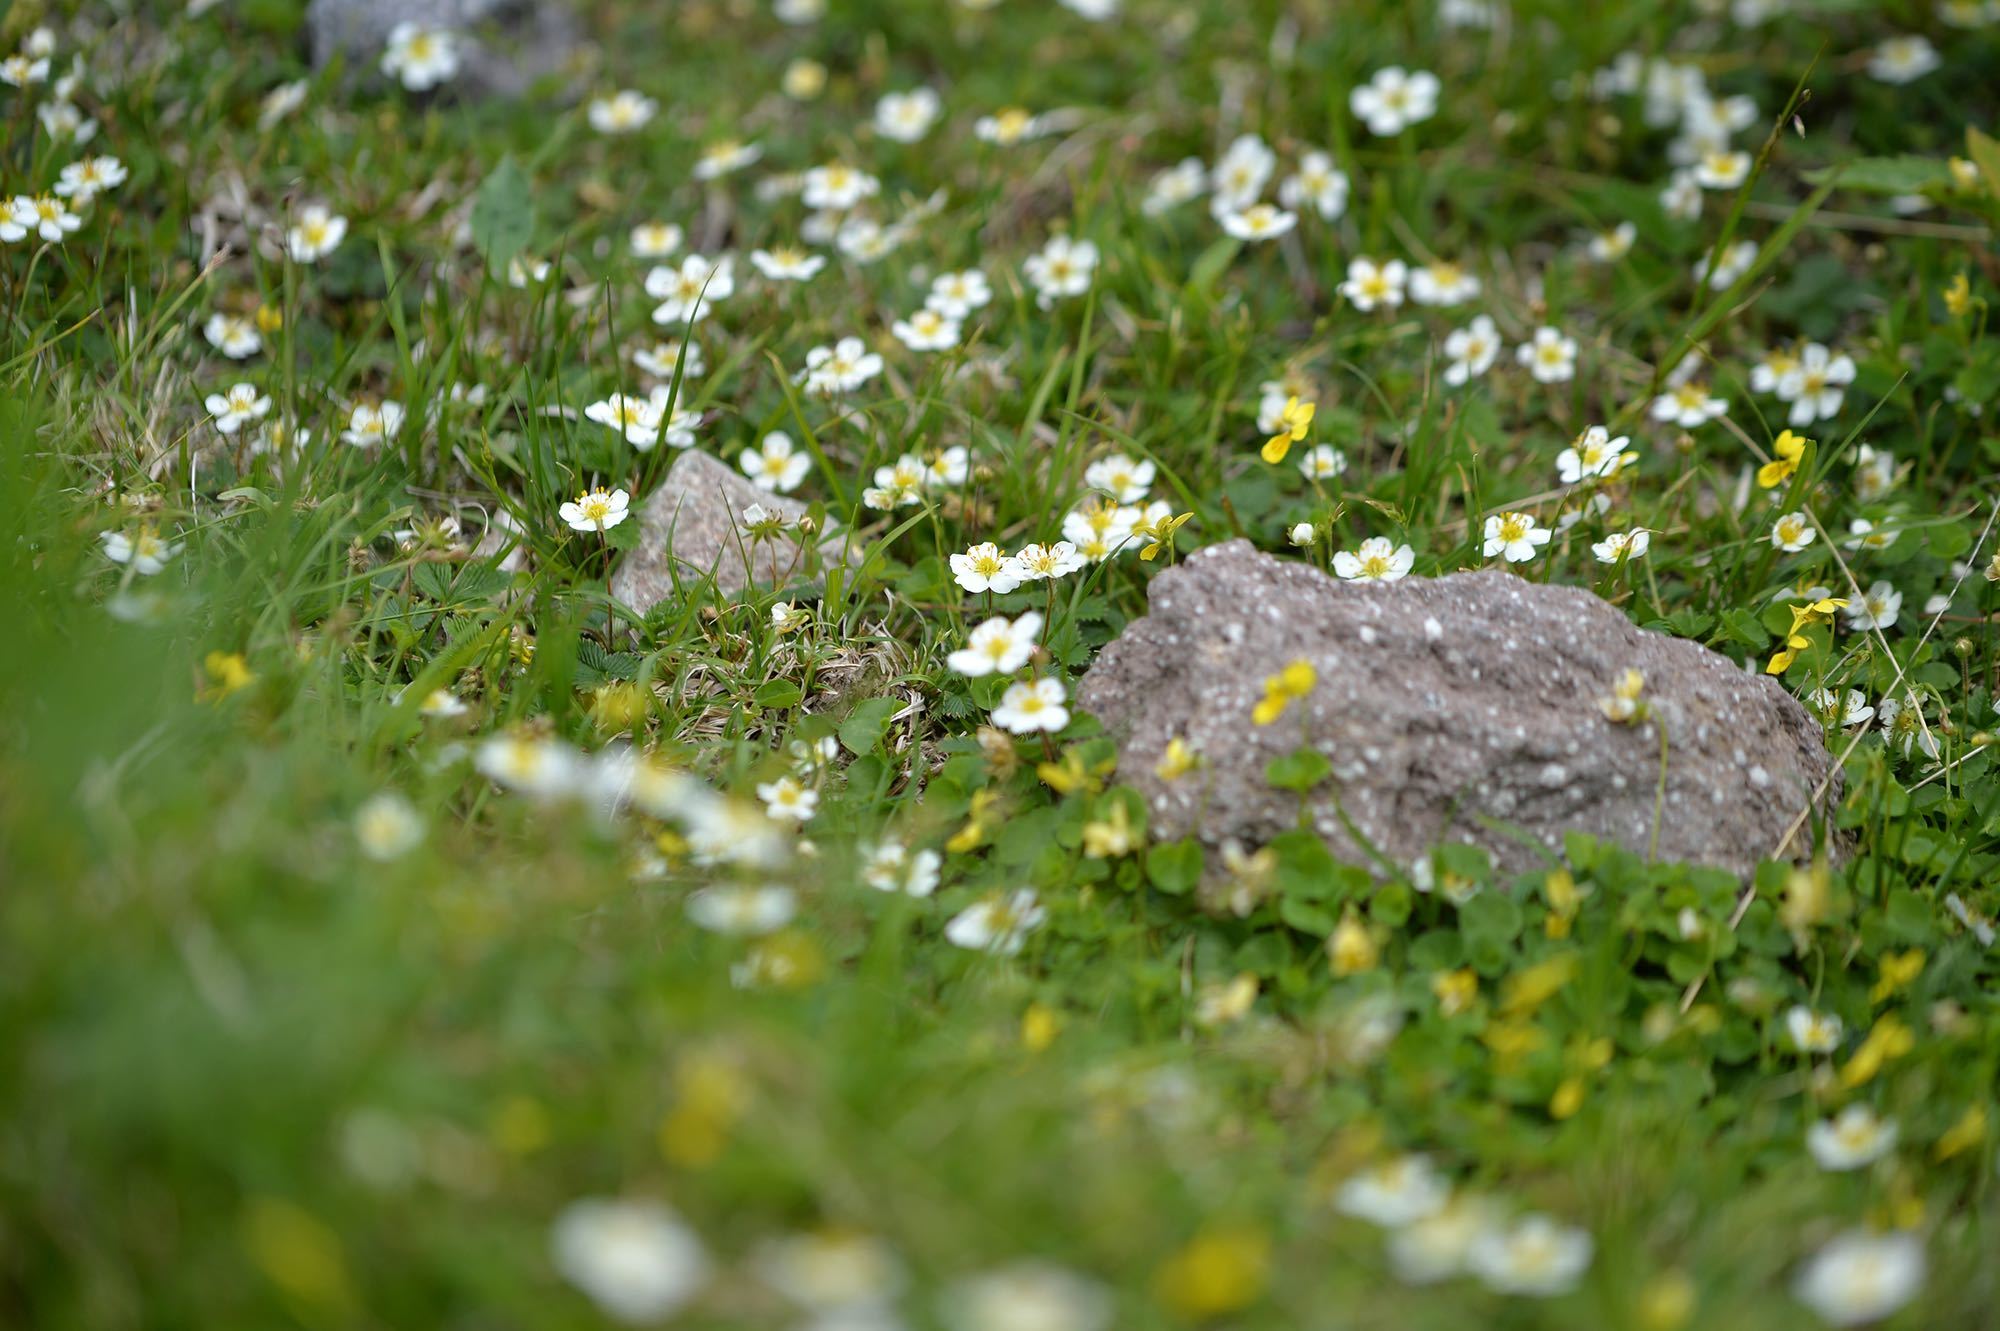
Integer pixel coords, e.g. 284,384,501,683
489,1095,552,1155
1081,799,1139,859
242,1199,354,1310
1943,272,1972,318
1037,747,1105,795
1766,596,1847,675
201,650,255,700
1260,395,1315,464
1543,869,1582,939
1155,737,1200,781
1138,510,1193,561
1870,949,1925,1003
1251,657,1317,725
1154,1226,1270,1319
1636,1271,1697,1331
255,302,285,333
1500,954,1576,1018
1934,1104,1987,1161
1195,973,1260,1027
946,789,1000,853
1021,1002,1060,1051
781,57,826,100
1598,669,1646,723
1549,1076,1586,1120
1756,429,1809,489
1839,1015,1914,1089
1328,908,1378,976
659,1048,748,1167
1431,968,1478,1016
1779,861,1833,935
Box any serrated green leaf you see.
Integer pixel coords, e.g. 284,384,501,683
470,156,534,272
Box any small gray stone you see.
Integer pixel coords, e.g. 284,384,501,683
1078,540,1842,882
305,0,582,99
611,450,843,614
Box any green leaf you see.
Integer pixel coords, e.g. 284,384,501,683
1265,746,1332,793
1459,890,1522,947
1145,839,1203,896
1271,830,1337,900
1279,897,1338,937
1801,156,1948,195
470,155,534,272
754,679,803,710
1966,127,2000,205
838,696,904,756
605,517,643,552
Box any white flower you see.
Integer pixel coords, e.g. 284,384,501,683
943,1262,1106,1331
1694,239,1757,291
686,884,797,935
1298,444,1347,479
927,269,993,318
1409,259,1480,307
1770,510,1815,552
693,139,762,180
741,432,812,493
258,79,310,129
416,689,468,719
757,775,819,823
506,255,551,288
800,336,884,395
801,163,881,211
952,542,1024,594
54,155,126,202
1843,581,1902,631
646,254,734,326
1288,522,1316,547
1467,1214,1594,1297
1807,688,1877,729
1591,529,1651,564
560,487,631,533
1083,453,1154,503
285,204,347,263
4,193,81,244
1350,67,1441,136
0,53,50,87
1806,1104,1899,1171
1143,157,1208,215
947,612,1043,677
1333,538,1415,583
944,890,1049,956
1023,235,1098,306
1660,168,1704,222
1651,378,1729,428
340,400,405,448
203,312,262,359
862,842,942,898
1776,342,1856,426
775,0,826,23
974,107,1049,146
1340,256,1407,311
752,1231,906,1312
892,308,961,351
1279,150,1349,219
630,221,682,258
476,734,583,799
919,447,971,490
1694,148,1751,189
206,382,273,434
585,393,663,447
1483,511,1551,563
1516,326,1577,382
1587,222,1636,262
36,101,95,145
1793,1232,1925,1326
1442,315,1501,386
1333,1155,1450,1227
551,1199,709,1324
101,527,181,575
1557,425,1635,483
587,89,656,134
1220,201,1296,241
835,216,906,265
380,23,460,91
875,87,942,142
354,792,424,860
991,678,1069,734
1012,542,1085,582
1785,1006,1843,1053
1389,1199,1501,1285
1868,34,1941,83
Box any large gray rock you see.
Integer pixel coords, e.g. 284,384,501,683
1078,540,1842,882
306,0,582,98
612,450,844,614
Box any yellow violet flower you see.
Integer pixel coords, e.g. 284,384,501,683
1943,272,1972,318
1869,949,1925,1003
201,650,255,700
1260,395,1315,464
1081,799,1139,859
1756,429,1809,489
1327,908,1378,976
1839,1015,1914,1089
1934,1104,1987,1161
1251,657,1317,725
1766,596,1847,675
1021,1002,1060,1051
1431,968,1478,1016
1154,1226,1271,1320
1155,737,1200,781
1138,510,1193,561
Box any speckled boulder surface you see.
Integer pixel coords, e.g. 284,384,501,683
611,450,845,614
305,0,582,98
1078,540,1842,881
